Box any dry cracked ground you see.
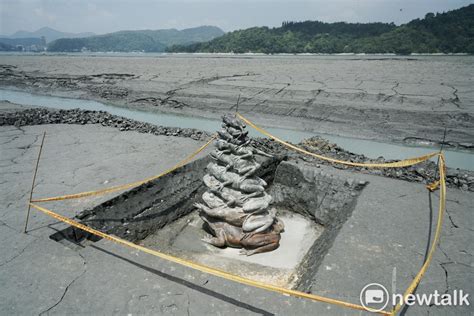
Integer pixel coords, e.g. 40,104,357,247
0,117,472,315
1,55,473,149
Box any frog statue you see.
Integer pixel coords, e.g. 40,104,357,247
196,113,284,256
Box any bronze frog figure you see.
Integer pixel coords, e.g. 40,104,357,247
200,212,284,256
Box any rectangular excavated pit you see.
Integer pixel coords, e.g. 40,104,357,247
53,158,366,290
140,210,323,287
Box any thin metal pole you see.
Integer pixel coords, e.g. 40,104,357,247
434,127,447,180
24,131,46,233
235,94,240,113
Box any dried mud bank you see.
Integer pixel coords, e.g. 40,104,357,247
1,55,473,149
255,137,474,191
1,106,472,191
0,106,211,141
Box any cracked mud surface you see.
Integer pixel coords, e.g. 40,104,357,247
307,162,473,315
0,122,472,315
1,55,473,149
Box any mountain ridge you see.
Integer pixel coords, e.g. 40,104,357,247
8,27,95,42
47,25,224,52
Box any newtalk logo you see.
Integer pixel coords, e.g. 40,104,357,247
360,283,470,313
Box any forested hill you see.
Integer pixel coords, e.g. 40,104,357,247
47,26,224,52
168,4,474,54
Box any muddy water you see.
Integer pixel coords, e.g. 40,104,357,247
1,89,472,170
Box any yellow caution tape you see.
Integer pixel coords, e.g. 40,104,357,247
28,113,447,315
29,202,389,315
235,112,447,315
236,113,438,168
31,135,216,203
426,180,440,192
390,154,446,315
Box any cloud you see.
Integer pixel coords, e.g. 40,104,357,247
33,7,57,23
86,3,112,18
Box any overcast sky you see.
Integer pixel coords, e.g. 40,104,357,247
1,0,472,35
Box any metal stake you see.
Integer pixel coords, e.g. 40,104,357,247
235,94,240,113
24,131,46,233
434,127,447,180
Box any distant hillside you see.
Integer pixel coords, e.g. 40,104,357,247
0,37,45,51
0,42,15,51
47,26,224,52
168,4,474,54
0,37,43,46
9,27,95,43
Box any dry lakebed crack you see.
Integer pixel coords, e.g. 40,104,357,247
0,54,473,315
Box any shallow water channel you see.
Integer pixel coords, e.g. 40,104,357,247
1,88,472,170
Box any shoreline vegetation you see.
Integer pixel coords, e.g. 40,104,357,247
167,5,474,54
0,52,472,57
1,5,472,55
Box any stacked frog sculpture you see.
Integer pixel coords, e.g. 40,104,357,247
194,114,284,256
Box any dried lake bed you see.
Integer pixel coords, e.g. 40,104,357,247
0,54,473,315
1,53,473,151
